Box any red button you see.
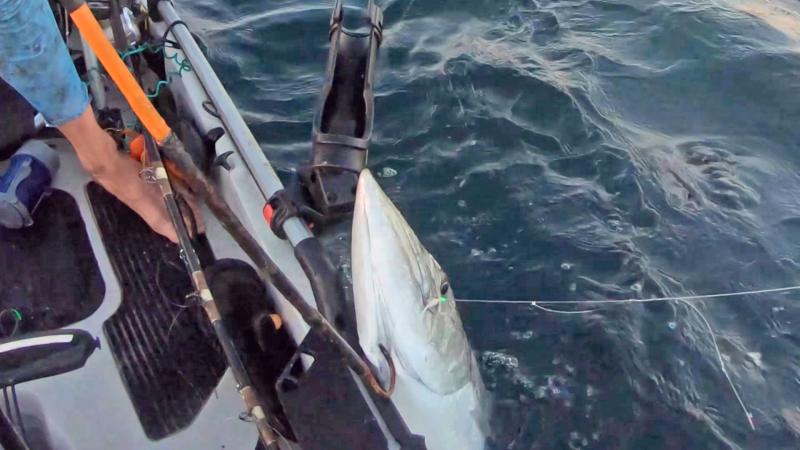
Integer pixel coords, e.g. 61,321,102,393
263,203,274,225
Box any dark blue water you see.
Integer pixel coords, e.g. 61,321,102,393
182,0,800,448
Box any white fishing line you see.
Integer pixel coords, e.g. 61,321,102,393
455,284,800,431
529,303,600,314
680,300,756,431
456,284,800,306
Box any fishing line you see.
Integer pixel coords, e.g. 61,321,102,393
455,284,800,431
0,309,22,338
529,303,600,314
2,388,10,424
456,284,800,306
10,386,27,442
680,300,755,431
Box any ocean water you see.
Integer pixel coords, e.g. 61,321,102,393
180,0,800,448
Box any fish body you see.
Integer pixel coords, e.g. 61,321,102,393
351,169,487,450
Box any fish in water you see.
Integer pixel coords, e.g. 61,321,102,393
352,169,488,450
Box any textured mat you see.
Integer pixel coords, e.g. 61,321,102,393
0,190,104,336
87,183,226,440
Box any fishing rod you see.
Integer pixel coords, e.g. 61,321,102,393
140,133,282,449
111,7,283,447
57,0,394,402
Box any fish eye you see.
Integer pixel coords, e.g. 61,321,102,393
439,281,450,296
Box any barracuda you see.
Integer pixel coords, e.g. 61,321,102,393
352,169,488,450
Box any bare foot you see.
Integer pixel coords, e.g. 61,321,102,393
95,154,179,243
59,106,179,242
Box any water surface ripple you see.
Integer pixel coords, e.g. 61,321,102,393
182,0,800,447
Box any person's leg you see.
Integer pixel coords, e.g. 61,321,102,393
0,0,177,242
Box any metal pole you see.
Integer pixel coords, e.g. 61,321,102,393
80,35,107,110
157,1,313,246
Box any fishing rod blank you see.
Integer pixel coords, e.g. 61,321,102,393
142,134,282,449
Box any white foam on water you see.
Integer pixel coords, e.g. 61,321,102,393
377,167,398,178
510,329,534,341
746,351,763,369
782,407,800,436
481,350,520,370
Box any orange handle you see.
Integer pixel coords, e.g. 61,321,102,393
70,4,172,143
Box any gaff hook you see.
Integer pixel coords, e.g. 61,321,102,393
363,344,396,398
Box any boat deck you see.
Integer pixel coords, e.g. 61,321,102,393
2,138,262,449
1,12,316,448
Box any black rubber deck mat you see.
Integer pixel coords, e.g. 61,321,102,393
87,183,226,440
0,190,104,335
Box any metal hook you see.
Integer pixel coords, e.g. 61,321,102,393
362,344,396,398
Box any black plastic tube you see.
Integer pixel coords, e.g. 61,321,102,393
293,238,347,332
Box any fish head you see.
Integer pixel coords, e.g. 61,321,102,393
352,170,476,395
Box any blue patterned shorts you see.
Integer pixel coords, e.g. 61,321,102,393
0,0,88,126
